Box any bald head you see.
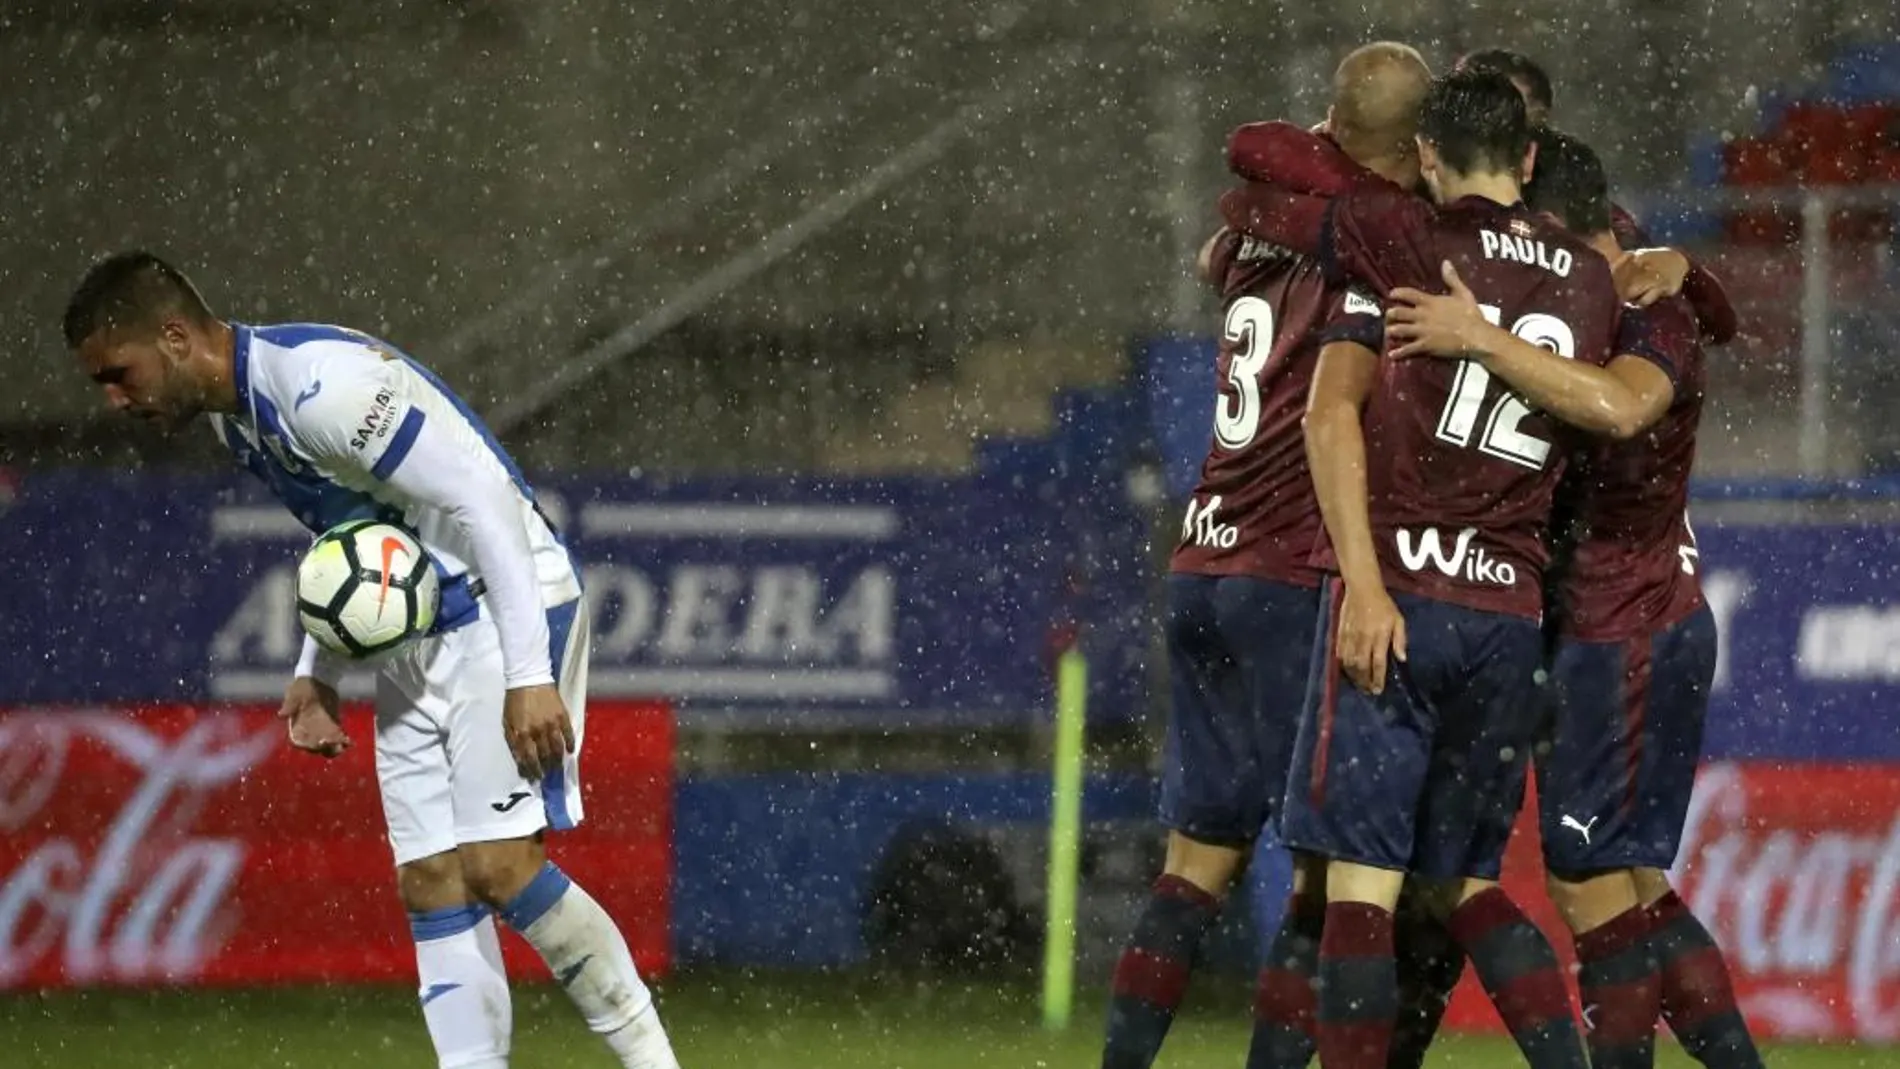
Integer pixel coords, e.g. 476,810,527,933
1329,42,1433,181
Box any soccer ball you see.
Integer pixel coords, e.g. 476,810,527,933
295,519,440,657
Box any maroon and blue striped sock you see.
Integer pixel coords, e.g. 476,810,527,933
1243,891,1323,1069
1447,888,1588,1069
1315,901,1398,1069
1575,904,1661,1069
1100,874,1221,1069
1646,891,1763,1069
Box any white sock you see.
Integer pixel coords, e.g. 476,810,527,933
411,905,513,1069
500,863,680,1069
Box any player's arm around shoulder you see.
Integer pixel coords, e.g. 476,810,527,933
1227,120,1361,196
1611,201,1737,344
1384,260,1672,440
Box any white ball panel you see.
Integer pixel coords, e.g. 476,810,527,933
337,578,414,648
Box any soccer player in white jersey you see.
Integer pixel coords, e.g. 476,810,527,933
63,252,681,1069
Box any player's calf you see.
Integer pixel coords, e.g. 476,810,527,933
1444,881,1589,1069
1308,861,1407,1069
468,838,681,1069
1102,833,1235,1069
1245,852,1325,1069
398,850,513,1069
1634,869,1764,1069
1547,870,1659,1069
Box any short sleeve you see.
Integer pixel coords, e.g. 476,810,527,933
1613,298,1697,388
1327,183,1433,294
1317,285,1385,351
287,350,428,482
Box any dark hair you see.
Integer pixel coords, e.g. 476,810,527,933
1524,128,1610,234
1455,48,1553,118
62,251,214,348
1417,69,1530,176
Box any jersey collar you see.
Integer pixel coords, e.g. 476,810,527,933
231,322,256,418
1444,194,1525,212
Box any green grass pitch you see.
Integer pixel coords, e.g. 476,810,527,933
3,970,1887,1068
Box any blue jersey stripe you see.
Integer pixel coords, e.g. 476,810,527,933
371,409,427,480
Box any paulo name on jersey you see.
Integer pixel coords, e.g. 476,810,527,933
211,323,580,686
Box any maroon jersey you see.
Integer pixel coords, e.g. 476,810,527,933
1554,294,1707,640
1316,186,1621,620
1170,226,1385,585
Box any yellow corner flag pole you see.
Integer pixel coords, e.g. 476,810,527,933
1042,648,1088,1031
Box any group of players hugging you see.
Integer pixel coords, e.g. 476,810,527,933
1104,44,1763,1069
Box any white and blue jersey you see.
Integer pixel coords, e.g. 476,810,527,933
211,323,581,689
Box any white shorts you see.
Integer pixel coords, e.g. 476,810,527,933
374,598,590,866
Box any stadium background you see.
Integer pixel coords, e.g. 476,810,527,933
4,1,1900,1065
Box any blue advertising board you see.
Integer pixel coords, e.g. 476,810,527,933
0,471,1151,727
1694,523,1900,761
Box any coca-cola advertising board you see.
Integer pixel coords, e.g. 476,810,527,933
0,700,674,989
1439,761,1900,1042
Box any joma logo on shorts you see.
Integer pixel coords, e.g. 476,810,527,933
1395,526,1517,586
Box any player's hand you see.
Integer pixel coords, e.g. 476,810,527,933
503,684,576,781
1614,248,1690,306
1386,261,1489,360
279,676,349,758
1337,582,1408,695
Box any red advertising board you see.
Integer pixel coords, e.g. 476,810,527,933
0,700,674,989
1443,761,1900,1042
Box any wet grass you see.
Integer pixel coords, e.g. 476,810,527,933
2,968,1887,1067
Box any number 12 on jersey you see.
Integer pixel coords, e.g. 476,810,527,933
1433,305,1576,471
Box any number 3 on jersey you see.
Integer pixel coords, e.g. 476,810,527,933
1214,296,1275,450
1434,305,1575,470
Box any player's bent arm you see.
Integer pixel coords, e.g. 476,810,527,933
1218,183,1329,259
1471,336,1675,441
1680,259,1738,346
293,362,555,690
1612,203,1738,345
1304,341,1384,589
1227,121,1360,196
